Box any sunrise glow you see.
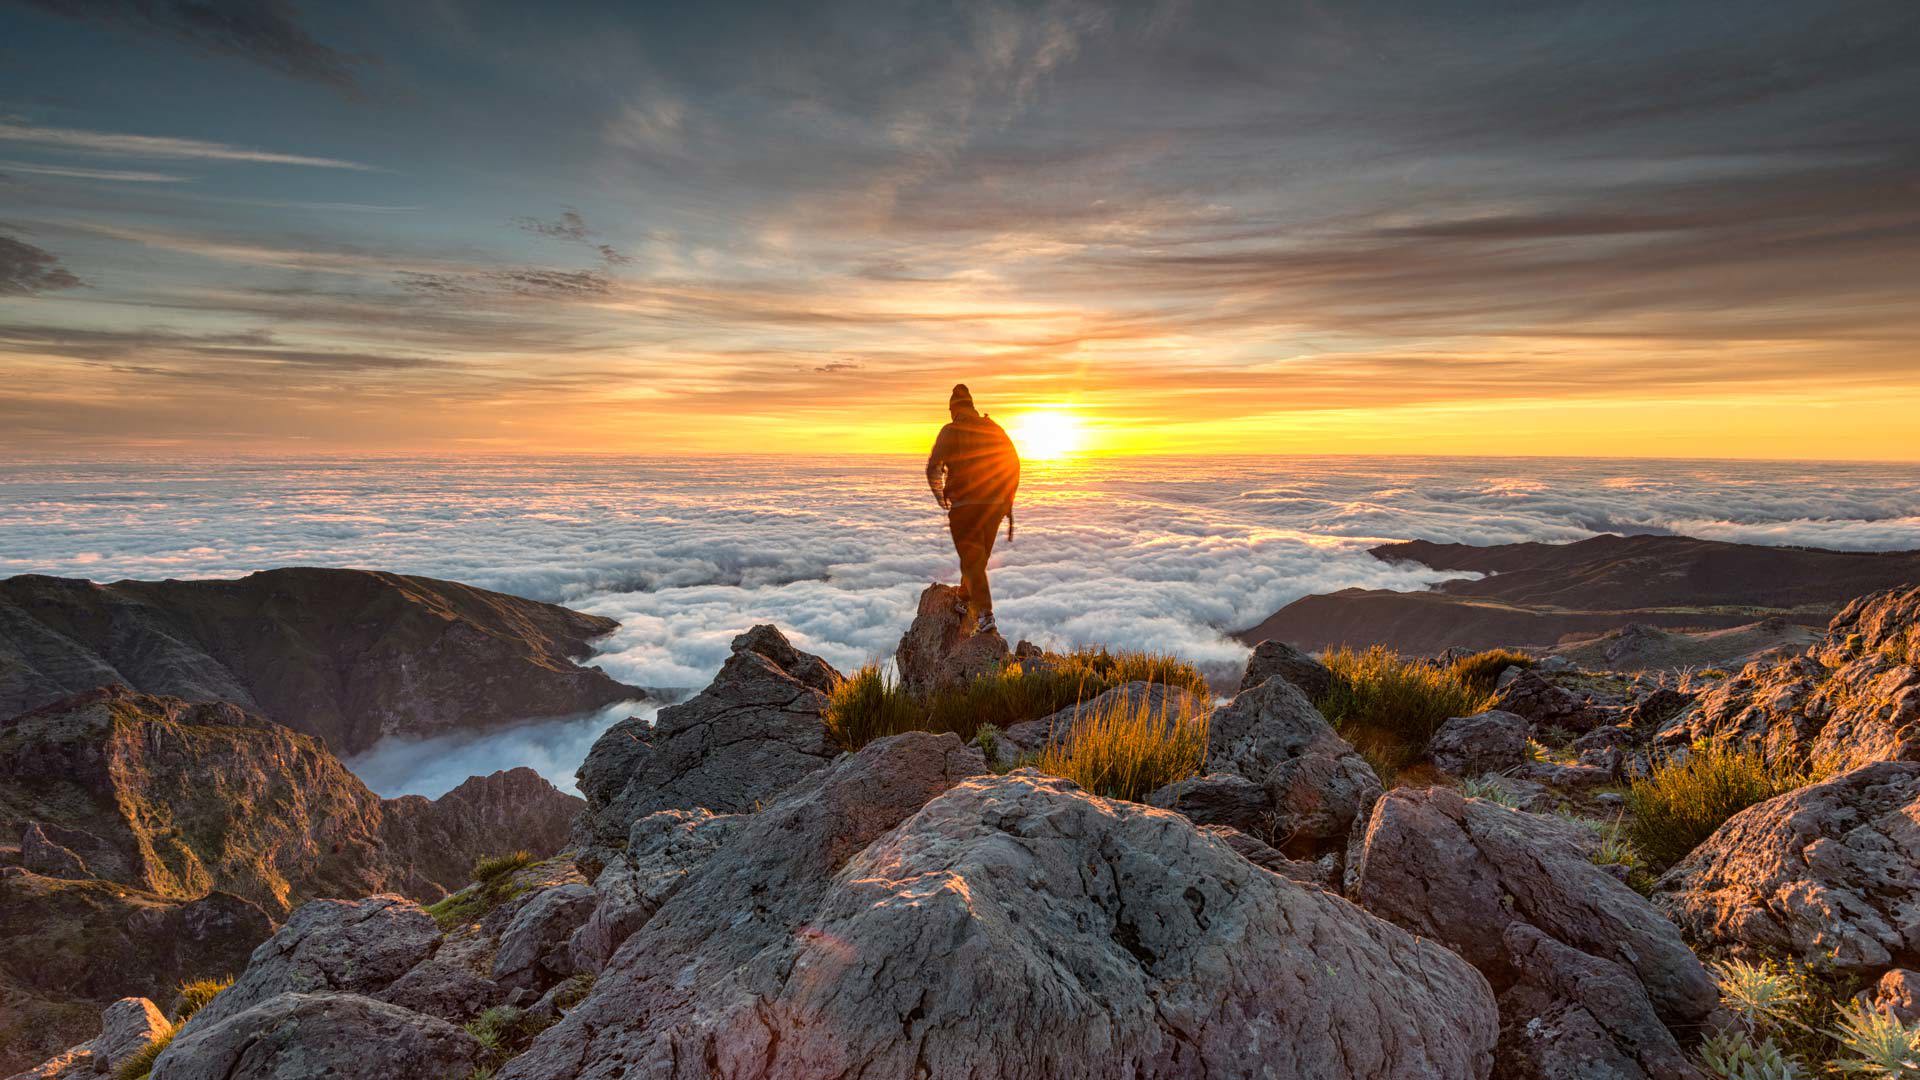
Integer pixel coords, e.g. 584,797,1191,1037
1008,410,1087,461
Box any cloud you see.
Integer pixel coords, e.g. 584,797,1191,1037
0,161,188,182
397,267,614,300
515,208,630,265
0,122,373,169
814,360,860,373
21,0,368,93
0,234,84,295
346,701,653,798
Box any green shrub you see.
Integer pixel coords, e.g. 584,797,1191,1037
1626,743,1807,870
1699,1030,1802,1080
824,648,1208,751
1315,646,1491,777
112,1026,177,1080
172,976,232,1022
1035,689,1209,802
1449,648,1534,696
1829,999,1920,1076
427,851,536,930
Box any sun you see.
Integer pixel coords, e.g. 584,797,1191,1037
1007,409,1087,461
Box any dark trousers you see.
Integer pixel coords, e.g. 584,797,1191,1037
947,501,1008,620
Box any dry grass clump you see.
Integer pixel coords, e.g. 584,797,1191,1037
172,975,232,1023
1449,648,1534,696
824,648,1208,751
112,1027,177,1080
1035,690,1209,802
427,850,536,929
1625,743,1809,870
1314,646,1492,782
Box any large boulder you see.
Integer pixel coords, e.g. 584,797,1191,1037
1206,677,1382,848
498,731,993,1079
1652,761,1920,975
574,625,842,850
186,895,440,1032
1143,772,1272,836
1494,925,1702,1080
569,808,744,973
1664,585,1920,772
492,882,596,992
1491,671,1608,732
1428,710,1531,776
3,997,168,1080
149,993,479,1080
500,740,1496,1080
895,582,1010,694
1239,639,1333,699
1348,786,1716,1028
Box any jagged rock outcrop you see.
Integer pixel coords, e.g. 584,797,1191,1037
0,873,269,1075
498,735,1497,1079
150,992,480,1080
1348,786,1716,1029
1494,924,1702,1080
1239,638,1333,698
0,568,641,754
895,582,1009,694
1652,761,1920,975
1665,585,1920,772
568,808,744,974
574,625,841,853
492,882,596,992
1429,709,1531,776
0,688,582,914
380,767,583,896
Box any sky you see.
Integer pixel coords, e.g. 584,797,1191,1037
1,0,1918,459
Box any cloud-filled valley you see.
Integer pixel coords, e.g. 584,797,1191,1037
3,454,1915,794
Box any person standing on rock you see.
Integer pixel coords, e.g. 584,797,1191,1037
926,383,1020,635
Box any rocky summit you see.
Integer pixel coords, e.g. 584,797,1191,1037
0,568,643,755
14,574,1920,1080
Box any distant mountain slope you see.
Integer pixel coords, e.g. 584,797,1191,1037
1239,534,1920,655
0,567,642,754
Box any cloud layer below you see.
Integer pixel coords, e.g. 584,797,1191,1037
4,453,1915,793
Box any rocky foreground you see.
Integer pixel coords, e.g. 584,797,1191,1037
12,582,1920,1079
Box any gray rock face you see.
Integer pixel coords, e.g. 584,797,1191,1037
501,742,1496,1080
17,824,88,880
498,731,992,1080
94,997,170,1074
1000,681,1207,757
1203,677,1382,848
1429,710,1531,776
895,582,1009,695
149,993,479,1080
1348,786,1716,1028
1495,924,1701,1080
1653,761,1920,975
1144,772,1272,836
1199,825,1340,889
492,882,596,992
1239,639,1333,699
574,625,842,850
569,809,744,973
187,895,441,1032
1492,671,1608,732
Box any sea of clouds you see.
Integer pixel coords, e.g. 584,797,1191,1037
3,454,1915,796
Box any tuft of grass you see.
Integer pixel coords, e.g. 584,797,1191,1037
1450,648,1534,696
1034,689,1209,802
172,975,231,1023
112,1025,177,1080
1828,1000,1920,1076
824,648,1208,751
1458,774,1524,808
1315,646,1491,777
427,851,536,930
464,1004,560,1073
1625,743,1809,870
551,973,595,1012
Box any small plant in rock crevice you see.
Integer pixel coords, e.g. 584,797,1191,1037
427,851,536,929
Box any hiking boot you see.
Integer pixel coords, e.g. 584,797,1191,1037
975,612,998,636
